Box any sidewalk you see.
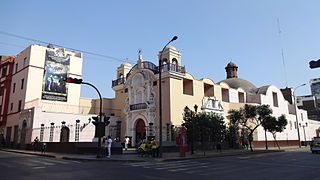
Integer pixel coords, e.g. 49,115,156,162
1,146,305,162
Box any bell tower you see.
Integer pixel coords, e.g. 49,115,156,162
158,46,182,67
225,62,238,79
117,63,132,79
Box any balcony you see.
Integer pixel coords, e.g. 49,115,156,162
112,77,125,87
130,103,147,111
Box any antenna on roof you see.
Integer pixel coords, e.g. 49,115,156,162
277,18,288,88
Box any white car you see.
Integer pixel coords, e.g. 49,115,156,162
310,137,320,154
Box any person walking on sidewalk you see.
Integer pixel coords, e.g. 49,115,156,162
124,136,130,151
106,136,112,158
41,142,47,154
32,137,39,151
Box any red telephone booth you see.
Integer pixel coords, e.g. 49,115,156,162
176,126,187,157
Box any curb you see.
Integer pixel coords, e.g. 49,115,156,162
0,148,56,158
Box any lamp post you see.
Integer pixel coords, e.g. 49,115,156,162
82,82,103,158
191,104,198,155
293,83,306,148
158,36,178,158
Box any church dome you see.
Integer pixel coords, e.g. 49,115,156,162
219,78,257,92
226,62,237,68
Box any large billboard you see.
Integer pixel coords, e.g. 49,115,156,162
42,50,70,102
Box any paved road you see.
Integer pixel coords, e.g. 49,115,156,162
1,149,319,180
125,149,320,180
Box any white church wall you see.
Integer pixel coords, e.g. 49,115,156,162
30,107,95,142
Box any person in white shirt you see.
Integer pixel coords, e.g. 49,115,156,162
106,136,112,158
124,136,130,151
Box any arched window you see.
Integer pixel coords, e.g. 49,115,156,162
162,58,168,72
172,58,178,71
119,73,124,79
162,58,168,65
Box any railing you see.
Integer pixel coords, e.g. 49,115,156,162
143,61,158,73
121,62,186,82
158,63,186,74
130,103,147,111
112,77,125,87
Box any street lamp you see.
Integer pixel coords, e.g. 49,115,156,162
191,104,198,155
293,83,306,148
158,36,178,158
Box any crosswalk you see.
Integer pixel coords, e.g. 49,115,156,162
0,156,80,169
126,160,218,176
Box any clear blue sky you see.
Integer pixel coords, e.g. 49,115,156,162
1,0,319,98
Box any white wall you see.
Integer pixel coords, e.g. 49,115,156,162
30,107,95,143
257,85,309,141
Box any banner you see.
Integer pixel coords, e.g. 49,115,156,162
41,50,70,102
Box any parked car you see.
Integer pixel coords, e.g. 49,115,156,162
310,137,320,154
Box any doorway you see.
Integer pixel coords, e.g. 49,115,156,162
135,119,146,146
60,126,70,142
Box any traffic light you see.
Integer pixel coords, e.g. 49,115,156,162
309,59,320,69
92,115,101,137
64,77,83,84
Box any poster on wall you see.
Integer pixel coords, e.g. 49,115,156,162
41,50,70,102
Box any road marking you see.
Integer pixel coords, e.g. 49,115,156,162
128,160,192,167
42,158,70,164
169,165,209,172
129,160,191,165
155,162,208,170
70,160,81,164
32,166,46,169
27,159,55,166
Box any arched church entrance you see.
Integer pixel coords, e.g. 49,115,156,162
135,119,146,146
60,126,70,142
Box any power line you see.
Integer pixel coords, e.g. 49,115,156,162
0,30,135,64
277,18,288,88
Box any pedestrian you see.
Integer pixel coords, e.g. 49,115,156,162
106,136,112,158
138,140,148,157
124,136,130,151
151,139,159,158
41,142,47,154
32,137,39,151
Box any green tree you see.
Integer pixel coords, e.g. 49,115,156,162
262,115,288,149
225,123,240,148
183,106,225,151
227,104,273,152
